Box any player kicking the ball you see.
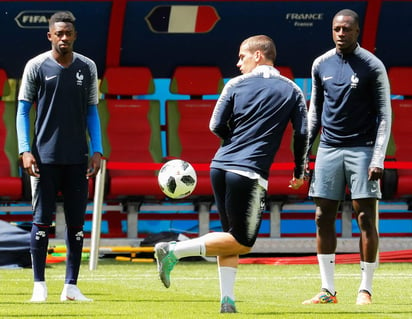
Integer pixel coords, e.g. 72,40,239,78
155,34,309,313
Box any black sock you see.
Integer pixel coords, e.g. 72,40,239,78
65,226,84,285
30,224,50,282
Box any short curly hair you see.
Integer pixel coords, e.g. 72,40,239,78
334,9,359,26
49,11,76,28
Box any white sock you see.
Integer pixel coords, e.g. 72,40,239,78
171,238,206,259
31,281,47,301
318,254,336,295
63,283,75,289
358,261,376,295
34,281,47,288
219,266,237,302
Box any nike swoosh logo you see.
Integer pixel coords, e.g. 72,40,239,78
322,76,333,81
45,75,57,81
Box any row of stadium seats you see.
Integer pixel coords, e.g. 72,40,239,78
99,66,219,200
0,66,411,204
98,66,310,202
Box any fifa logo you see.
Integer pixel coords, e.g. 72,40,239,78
76,70,84,86
350,74,359,88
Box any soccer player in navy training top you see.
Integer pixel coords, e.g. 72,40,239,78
154,35,309,313
16,11,103,302
302,9,391,305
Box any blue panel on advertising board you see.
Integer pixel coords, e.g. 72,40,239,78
0,2,111,78
375,1,412,68
121,1,366,78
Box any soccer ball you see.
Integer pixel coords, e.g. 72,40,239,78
158,159,197,199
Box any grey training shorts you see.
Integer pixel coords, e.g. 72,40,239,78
309,146,381,201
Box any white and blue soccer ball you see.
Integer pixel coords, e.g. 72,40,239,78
158,159,197,199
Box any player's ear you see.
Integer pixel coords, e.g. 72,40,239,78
47,31,52,42
254,50,262,62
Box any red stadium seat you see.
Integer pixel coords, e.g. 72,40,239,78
99,67,164,199
0,69,22,200
388,67,412,198
166,66,224,197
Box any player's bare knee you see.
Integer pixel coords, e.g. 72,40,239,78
315,210,335,228
357,211,375,231
238,245,252,255
232,239,252,255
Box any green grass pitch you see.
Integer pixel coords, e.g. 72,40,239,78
1,259,411,318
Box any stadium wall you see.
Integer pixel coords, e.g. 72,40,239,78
1,0,412,79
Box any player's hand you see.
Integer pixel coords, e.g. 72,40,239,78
20,152,40,177
87,152,102,178
368,167,383,181
288,177,304,189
